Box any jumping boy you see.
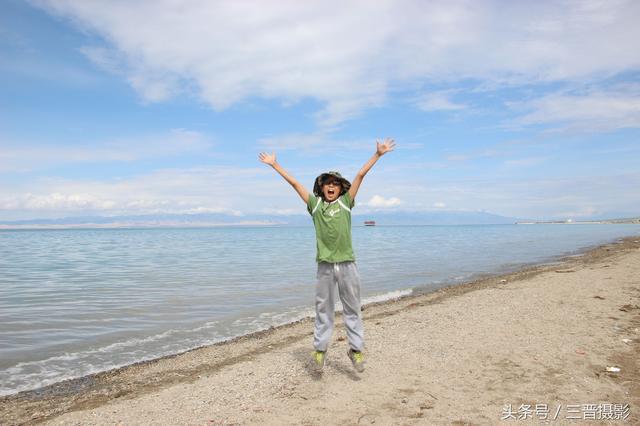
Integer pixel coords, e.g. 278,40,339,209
259,138,395,372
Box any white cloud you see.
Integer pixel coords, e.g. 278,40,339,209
344,166,640,220
259,207,303,216
257,133,371,153
0,129,213,172
33,0,640,126
20,192,115,210
422,173,640,220
0,164,298,219
514,86,640,132
363,195,402,208
555,206,598,219
503,157,547,168
446,154,470,162
417,91,466,112
2,162,639,221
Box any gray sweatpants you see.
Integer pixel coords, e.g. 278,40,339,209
313,261,364,352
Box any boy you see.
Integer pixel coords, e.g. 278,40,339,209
259,138,395,372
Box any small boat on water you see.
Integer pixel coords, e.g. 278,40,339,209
364,220,376,226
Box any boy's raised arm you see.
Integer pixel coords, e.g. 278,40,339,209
348,138,395,201
259,152,310,204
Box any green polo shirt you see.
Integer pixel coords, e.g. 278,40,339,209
307,192,355,263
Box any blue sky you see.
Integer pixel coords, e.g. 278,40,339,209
1,0,639,221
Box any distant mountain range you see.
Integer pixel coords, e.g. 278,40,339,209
3,211,638,229
0,210,522,229
518,217,640,225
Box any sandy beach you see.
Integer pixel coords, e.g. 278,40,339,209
2,237,638,425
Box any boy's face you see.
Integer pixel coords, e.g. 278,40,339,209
322,179,341,202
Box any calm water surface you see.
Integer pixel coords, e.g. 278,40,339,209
1,224,639,395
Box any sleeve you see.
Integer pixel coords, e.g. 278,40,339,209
342,192,355,209
307,194,318,215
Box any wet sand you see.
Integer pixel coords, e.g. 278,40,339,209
1,237,639,425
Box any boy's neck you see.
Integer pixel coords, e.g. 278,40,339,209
322,195,340,203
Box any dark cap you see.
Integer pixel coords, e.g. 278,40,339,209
313,171,351,197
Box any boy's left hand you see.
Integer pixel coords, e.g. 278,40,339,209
376,138,396,156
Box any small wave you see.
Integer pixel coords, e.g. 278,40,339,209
232,307,314,332
3,297,414,396
363,289,413,305
0,321,225,396
0,309,323,396
452,274,470,281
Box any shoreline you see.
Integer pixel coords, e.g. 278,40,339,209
2,220,639,231
0,233,613,397
0,236,616,396
2,236,639,424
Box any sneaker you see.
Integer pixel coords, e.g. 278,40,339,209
347,349,365,372
312,350,326,371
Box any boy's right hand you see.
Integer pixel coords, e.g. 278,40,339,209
259,151,309,203
259,152,277,166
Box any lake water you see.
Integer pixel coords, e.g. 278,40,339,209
1,224,639,395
